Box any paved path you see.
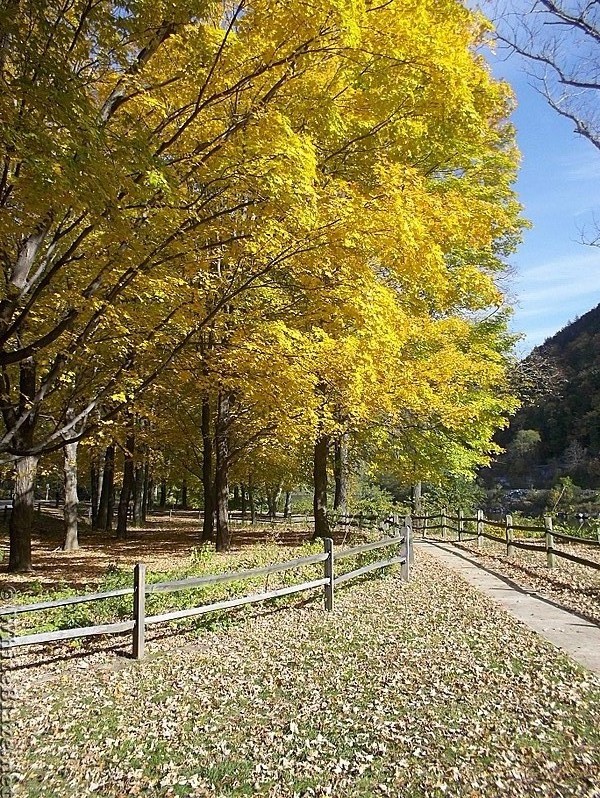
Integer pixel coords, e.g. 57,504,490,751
416,540,600,675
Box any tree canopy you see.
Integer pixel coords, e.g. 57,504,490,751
0,0,524,569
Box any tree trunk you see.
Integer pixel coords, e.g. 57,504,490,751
8,357,39,572
91,461,104,527
107,487,115,532
411,481,422,534
284,491,292,519
159,479,166,508
313,433,330,539
240,483,247,520
96,445,115,531
248,475,256,524
333,433,348,512
117,433,135,539
201,394,214,542
267,486,281,519
215,392,230,551
141,462,150,522
132,464,143,526
62,438,79,550
181,478,188,509
147,477,154,513
90,462,99,526
8,455,39,572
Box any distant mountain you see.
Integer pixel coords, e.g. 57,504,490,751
490,302,600,487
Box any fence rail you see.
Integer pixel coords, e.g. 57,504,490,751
0,587,134,616
0,527,410,659
419,508,600,573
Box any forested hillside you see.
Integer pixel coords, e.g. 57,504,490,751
492,302,600,488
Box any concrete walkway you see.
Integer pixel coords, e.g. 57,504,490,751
416,540,600,675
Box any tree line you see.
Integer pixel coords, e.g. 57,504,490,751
0,0,526,572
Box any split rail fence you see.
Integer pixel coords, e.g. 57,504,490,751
417,510,600,573
225,510,383,530
0,521,412,660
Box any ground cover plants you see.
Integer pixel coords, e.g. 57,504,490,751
1,513,400,640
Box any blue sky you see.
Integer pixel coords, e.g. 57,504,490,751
484,45,600,356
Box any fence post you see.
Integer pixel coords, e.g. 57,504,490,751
404,514,413,565
506,514,514,558
132,563,146,660
323,538,334,611
545,516,555,569
441,507,447,540
477,509,484,551
401,518,411,581
458,508,464,542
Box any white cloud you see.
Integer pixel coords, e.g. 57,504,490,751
511,249,600,351
558,153,600,182
518,250,600,283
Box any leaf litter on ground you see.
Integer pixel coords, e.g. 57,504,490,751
7,550,600,798
455,536,600,625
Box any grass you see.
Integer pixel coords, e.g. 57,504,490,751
4,534,402,638
8,549,600,798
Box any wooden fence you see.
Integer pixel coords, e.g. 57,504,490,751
417,510,600,572
225,510,382,530
0,522,411,660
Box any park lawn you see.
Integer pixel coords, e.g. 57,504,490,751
0,512,322,595
9,550,600,798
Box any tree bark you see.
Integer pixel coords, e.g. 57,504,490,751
313,433,330,539
62,438,79,550
90,461,102,527
141,462,150,522
90,463,98,526
240,483,247,520
267,486,281,519
201,394,214,542
181,477,188,509
117,432,135,539
107,487,115,532
411,481,422,534
96,445,115,531
8,455,39,572
147,477,154,513
132,464,143,526
333,433,348,512
215,392,230,551
8,357,39,572
284,491,292,519
159,479,166,508
267,489,275,519
248,475,256,524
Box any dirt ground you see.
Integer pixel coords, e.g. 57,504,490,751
0,510,330,595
